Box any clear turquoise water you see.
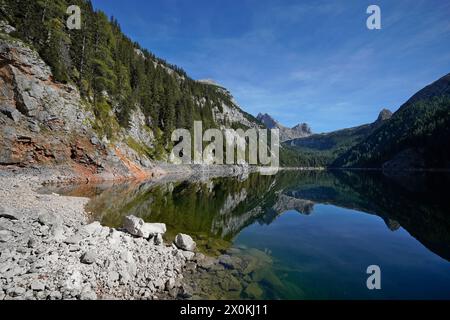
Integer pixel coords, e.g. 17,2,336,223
234,205,450,299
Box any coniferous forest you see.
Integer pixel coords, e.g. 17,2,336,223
0,0,257,151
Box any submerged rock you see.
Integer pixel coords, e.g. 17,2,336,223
182,251,195,261
244,282,263,299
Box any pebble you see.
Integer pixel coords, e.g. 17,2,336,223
38,212,60,226
108,271,120,282
80,251,97,265
10,287,26,297
154,234,163,246
0,230,12,242
64,234,82,245
182,251,195,261
30,280,45,291
27,238,37,248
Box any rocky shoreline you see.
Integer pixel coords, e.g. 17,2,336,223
0,166,215,300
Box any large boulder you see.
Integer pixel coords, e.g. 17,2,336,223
81,221,103,236
174,233,196,251
123,215,166,239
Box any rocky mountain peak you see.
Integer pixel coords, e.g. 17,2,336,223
291,123,312,135
377,108,393,122
256,113,312,142
256,113,279,129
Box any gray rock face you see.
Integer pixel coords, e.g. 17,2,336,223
174,233,196,252
0,105,21,123
0,40,92,132
377,108,393,122
0,36,161,179
272,195,315,215
123,215,166,239
127,107,155,151
257,113,312,142
0,21,16,34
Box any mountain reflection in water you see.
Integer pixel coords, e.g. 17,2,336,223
50,170,450,299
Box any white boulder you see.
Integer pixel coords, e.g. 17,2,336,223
123,215,166,239
174,233,196,251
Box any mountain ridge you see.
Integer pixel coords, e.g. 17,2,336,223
280,109,392,167
332,72,450,169
256,113,312,142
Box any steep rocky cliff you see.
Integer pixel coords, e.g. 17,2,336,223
0,35,160,181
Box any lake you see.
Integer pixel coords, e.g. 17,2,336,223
48,170,450,299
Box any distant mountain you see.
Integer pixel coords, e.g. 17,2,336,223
333,73,450,169
256,113,312,142
281,109,392,166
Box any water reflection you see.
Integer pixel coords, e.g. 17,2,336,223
49,170,450,299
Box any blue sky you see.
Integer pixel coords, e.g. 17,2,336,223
91,0,450,133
